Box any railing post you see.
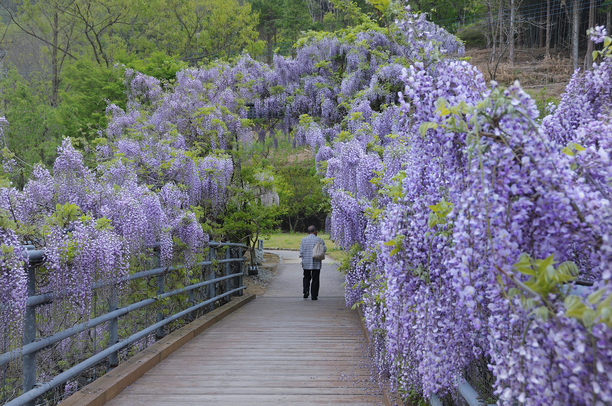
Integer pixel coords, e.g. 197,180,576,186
155,251,165,340
208,246,216,311
225,243,231,302
238,246,243,296
22,265,36,406
108,286,118,368
187,283,196,321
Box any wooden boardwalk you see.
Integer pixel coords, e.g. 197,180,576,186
105,251,385,406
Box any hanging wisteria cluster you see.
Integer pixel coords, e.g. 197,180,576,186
0,225,27,337
300,8,612,405
0,66,242,347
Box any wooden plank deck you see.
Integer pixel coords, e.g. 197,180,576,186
105,251,384,406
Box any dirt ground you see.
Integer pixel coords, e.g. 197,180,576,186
465,47,573,101
242,251,280,296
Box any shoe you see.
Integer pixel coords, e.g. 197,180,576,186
303,294,308,298
311,297,318,300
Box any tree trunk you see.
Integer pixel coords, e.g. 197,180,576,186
498,1,503,60
572,0,580,71
546,0,551,58
488,1,495,62
540,2,545,48
584,0,597,69
51,12,59,107
608,8,612,36
293,218,299,233
509,0,515,66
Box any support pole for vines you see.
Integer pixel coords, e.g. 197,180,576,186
108,287,118,368
225,243,231,302
208,247,216,311
22,266,36,406
238,246,243,297
155,252,165,340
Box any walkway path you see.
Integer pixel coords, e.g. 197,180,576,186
105,250,384,406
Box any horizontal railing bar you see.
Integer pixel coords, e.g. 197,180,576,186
21,242,247,264
25,258,245,307
429,376,497,406
26,293,54,307
208,242,248,248
430,393,443,406
23,250,44,262
457,377,496,406
4,286,245,406
128,258,241,280
1,273,242,367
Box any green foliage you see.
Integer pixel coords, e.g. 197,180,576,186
57,59,127,140
513,253,579,294
405,0,481,33
525,88,560,121
116,51,188,82
338,243,364,274
427,198,453,229
215,158,285,263
456,24,487,48
366,0,391,14
276,160,329,232
565,289,612,330
561,142,586,157
383,234,405,256
0,69,64,181
508,253,579,321
46,203,82,230
378,170,406,203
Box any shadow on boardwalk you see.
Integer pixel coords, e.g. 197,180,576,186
105,250,385,406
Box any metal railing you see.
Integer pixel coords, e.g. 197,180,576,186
1,241,247,406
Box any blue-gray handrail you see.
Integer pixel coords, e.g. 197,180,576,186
2,241,248,406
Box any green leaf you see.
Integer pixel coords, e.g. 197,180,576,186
535,254,555,272
557,261,579,276
564,295,588,318
553,261,578,284
600,306,612,326
513,253,535,276
520,296,535,310
366,0,391,13
561,142,586,157
587,288,607,305
596,293,612,313
582,309,597,328
418,122,438,137
534,306,549,321
434,97,450,116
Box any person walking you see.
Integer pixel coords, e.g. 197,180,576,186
299,225,326,300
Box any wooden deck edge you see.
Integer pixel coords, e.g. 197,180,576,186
59,293,256,406
356,306,406,406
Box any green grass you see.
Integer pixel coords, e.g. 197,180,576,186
262,232,347,262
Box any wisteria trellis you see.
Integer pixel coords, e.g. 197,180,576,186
1,4,612,405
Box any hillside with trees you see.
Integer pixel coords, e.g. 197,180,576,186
0,0,610,183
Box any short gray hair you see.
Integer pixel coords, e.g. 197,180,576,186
307,225,317,233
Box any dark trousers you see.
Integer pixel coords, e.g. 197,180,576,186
303,269,320,298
